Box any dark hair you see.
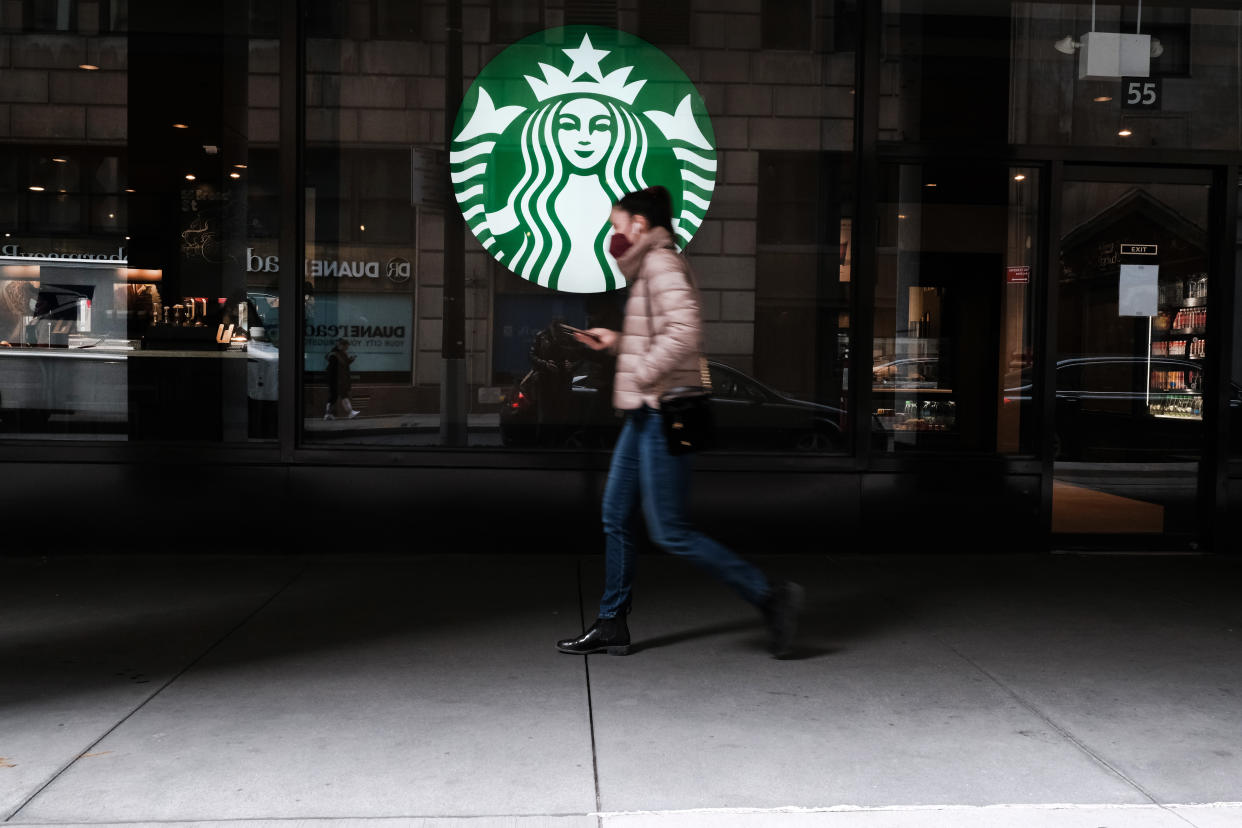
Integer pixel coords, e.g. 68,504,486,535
615,186,674,234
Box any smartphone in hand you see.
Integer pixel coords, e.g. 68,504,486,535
560,323,601,342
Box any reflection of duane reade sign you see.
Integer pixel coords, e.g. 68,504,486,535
306,322,407,339
248,248,412,283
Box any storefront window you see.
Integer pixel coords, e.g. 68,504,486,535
873,164,1039,454
0,2,280,442
302,1,857,453
883,2,1242,151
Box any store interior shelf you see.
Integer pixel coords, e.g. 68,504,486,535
873,386,955,394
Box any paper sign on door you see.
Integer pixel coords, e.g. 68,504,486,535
1119,264,1158,317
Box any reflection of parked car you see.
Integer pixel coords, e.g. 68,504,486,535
500,361,848,452
872,356,940,388
1005,356,1242,460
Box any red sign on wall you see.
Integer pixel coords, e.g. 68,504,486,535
1006,265,1030,284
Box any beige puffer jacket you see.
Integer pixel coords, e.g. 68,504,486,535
611,226,704,410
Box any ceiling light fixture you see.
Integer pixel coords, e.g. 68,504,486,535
52,157,68,163
173,123,189,129
1013,174,1027,181
78,63,100,71
1057,1,1157,79
185,174,196,181
1118,129,1133,137
1053,35,1080,55
28,186,44,192
1094,96,1112,102
229,172,241,179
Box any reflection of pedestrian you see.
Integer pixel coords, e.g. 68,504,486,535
0,279,38,345
556,186,803,658
325,338,360,419
581,296,621,423
529,319,581,445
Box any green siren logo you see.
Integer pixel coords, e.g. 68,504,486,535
451,26,717,293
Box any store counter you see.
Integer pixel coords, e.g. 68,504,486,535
0,337,277,440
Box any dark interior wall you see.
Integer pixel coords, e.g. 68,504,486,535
897,9,1011,145
126,0,250,299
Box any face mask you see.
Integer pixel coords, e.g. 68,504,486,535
608,233,632,259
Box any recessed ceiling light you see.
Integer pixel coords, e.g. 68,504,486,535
28,186,44,192
229,172,241,179
1094,96,1113,102
925,183,937,188
52,157,68,163
185,174,196,181
898,214,907,219
78,64,99,71
1118,129,1133,137
124,188,135,193
360,224,366,231
173,123,189,129
233,164,248,169
1014,174,1027,181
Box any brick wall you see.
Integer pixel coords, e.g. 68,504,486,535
0,31,127,142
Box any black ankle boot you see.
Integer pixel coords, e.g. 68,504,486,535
760,581,804,658
557,616,631,655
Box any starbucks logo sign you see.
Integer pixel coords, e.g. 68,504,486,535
451,26,717,293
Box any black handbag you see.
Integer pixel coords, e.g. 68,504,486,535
659,363,714,455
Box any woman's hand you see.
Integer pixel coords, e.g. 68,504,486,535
575,328,617,351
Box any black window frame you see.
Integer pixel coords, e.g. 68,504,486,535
21,0,78,32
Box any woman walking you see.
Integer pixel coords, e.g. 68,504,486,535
556,186,803,658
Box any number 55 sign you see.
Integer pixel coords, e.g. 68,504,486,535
1121,78,1161,110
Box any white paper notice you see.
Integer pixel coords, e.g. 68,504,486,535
1119,263,1158,316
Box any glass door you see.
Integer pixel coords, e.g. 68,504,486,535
1053,168,1212,541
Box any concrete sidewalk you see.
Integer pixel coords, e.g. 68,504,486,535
2,552,1240,827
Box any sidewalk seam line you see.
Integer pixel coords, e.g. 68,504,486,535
3,562,309,824
933,637,1198,828
578,556,604,828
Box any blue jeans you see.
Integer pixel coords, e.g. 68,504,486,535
598,406,770,618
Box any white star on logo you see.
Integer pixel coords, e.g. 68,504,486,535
562,33,609,82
